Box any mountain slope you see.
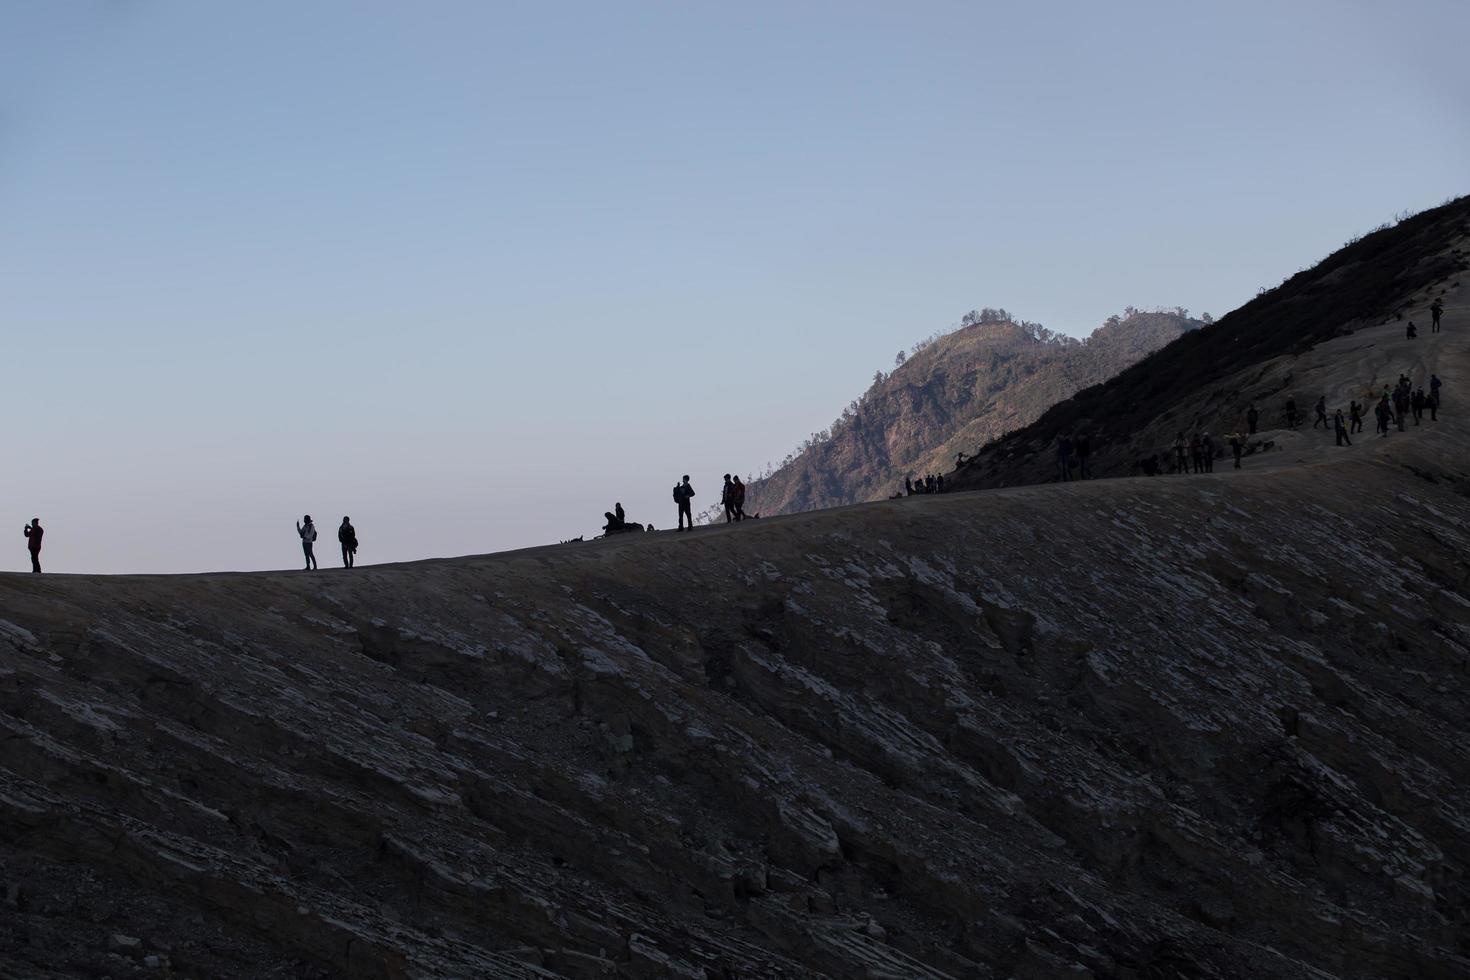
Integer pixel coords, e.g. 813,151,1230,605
950,196,1470,490
746,311,1199,516
2,317,1469,977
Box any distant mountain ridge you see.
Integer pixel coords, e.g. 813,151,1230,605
744,308,1202,515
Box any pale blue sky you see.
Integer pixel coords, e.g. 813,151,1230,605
3,1,1467,572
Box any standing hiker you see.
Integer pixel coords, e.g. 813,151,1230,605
1430,374,1443,410
1349,401,1363,434
1285,398,1298,430
296,516,318,570
22,518,42,573
338,517,358,568
1394,386,1409,431
1189,432,1204,474
674,476,695,531
1227,433,1244,469
1201,432,1215,473
1333,408,1351,447
1375,396,1391,436
935,474,945,493
1411,387,1425,425
1172,432,1188,474
1056,436,1074,481
721,474,735,523
1431,298,1443,333
1313,397,1328,429
1074,433,1091,479
732,475,747,521
1246,404,1259,435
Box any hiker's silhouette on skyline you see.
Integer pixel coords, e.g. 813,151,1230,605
23,519,42,573
339,517,358,568
297,516,318,571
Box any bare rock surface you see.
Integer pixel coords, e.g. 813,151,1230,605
3,338,1470,977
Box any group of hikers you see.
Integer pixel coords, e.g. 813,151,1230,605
1054,433,1093,481
1405,298,1446,340
1155,369,1445,475
601,473,754,536
903,473,946,495
295,515,358,571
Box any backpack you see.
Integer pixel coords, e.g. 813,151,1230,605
672,485,683,503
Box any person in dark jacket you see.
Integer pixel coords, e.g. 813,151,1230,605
731,476,747,521
674,476,695,530
1056,436,1074,481
23,519,42,573
1313,397,1328,429
1430,298,1443,333
338,517,358,568
1333,408,1351,447
721,475,735,523
1227,433,1244,469
296,515,318,570
1074,433,1091,479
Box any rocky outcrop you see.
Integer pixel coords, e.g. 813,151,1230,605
746,312,1198,516
3,346,1470,975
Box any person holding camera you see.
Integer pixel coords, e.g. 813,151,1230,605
22,518,43,573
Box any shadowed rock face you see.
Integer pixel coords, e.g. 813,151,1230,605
3,341,1470,977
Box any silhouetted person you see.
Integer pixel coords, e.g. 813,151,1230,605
23,519,42,573
732,476,747,520
1349,401,1363,434
1201,433,1215,473
1285,398,1298,429
936,473,945,493
1056,436,1074,481
904,476,913,496
1430,374,1442,410
338,517,358,568
1375,397,1391,436
1333,409,1351,447
674,476,694,530
1394,387,1409,431
297,515,318,570
1430,298,1443,333
1228,433,1243,469
1406,320,1417,339
603,502,627,532
1246,404,1259,435
1075,434,1091,479
721,474,735,523
1172,432,1187,474
1411,388,1425,424
1313,397,1328,429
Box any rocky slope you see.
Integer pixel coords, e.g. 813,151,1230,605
745,311,1199,515
951,197,1470,490
3,326,1469,976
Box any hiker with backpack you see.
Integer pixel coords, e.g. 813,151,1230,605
338,517,358,568
721,474,736,523
297,515,318,570
1349,401,1363,434
673,476,695,531
1313,397,1328,429
1431,298,1443,333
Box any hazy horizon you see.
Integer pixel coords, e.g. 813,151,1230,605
4,1,1468,573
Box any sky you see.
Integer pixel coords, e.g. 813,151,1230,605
2,0,1467,573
